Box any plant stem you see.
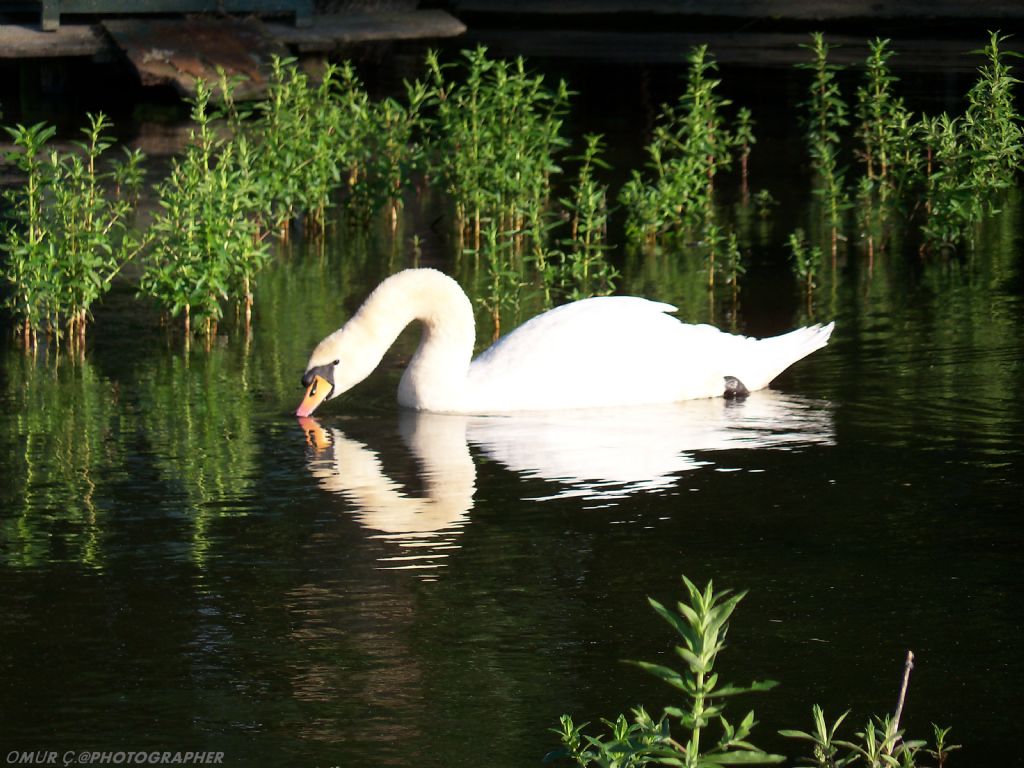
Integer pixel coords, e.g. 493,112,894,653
691,668,705,766
886,650,915,755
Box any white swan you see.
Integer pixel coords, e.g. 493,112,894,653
297,268,835,416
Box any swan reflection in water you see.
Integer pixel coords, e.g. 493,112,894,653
299,391,834,574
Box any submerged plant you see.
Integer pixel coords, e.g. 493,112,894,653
549,575,782,768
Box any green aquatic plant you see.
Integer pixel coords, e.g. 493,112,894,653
721,230,746,299
554,132,618,300
702,220,727,289
789,228,823,297
45,113,148,345
1,114,146,348
549,575,782,768
855,175,883,267
426,46,571,255
845,32,1021,257
141,80,269,337
547,574,959,768
734,106,756,199
783,711,928,768
788,714,926,768
918,113,981,251
781,651,952,768
1,121,55,346
926,725,960,768
963,31,1024,206
620,45,738,245
242,56,396,237
855,38,916,208
779,706,852,768
859,45,920,234
753,188,778,220
252,56,336,236
476,218,525,341
799,32,851,258
346,79,430,229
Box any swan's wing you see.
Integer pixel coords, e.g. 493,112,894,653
466,297,726,410
465,298,834,411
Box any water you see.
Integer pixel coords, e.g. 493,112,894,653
2,55,1024,768
2,224,1021,765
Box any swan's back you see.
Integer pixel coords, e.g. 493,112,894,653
465,296,814,412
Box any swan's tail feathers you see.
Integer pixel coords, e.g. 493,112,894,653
737,321,835,392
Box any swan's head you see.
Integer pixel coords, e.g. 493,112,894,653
297,325,387,417
297,359,339,417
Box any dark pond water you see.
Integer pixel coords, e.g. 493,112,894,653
2,50,1024,768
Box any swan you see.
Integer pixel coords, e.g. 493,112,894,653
296,268,834,416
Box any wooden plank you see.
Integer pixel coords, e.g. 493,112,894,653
1,10,463,61
264,10,466,53
0,21,105,57
103,17,289,98
40,0,312,30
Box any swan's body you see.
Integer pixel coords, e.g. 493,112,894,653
297,268,834,416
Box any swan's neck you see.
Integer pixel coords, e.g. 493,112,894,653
313,270,476,411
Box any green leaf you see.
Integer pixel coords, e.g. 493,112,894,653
701,750,785,764
777,729,815,740
629,661,688,691
650,597,700,646
711,680,778,697
674,645,708,674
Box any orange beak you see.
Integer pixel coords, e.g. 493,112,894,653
296,374,332,417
